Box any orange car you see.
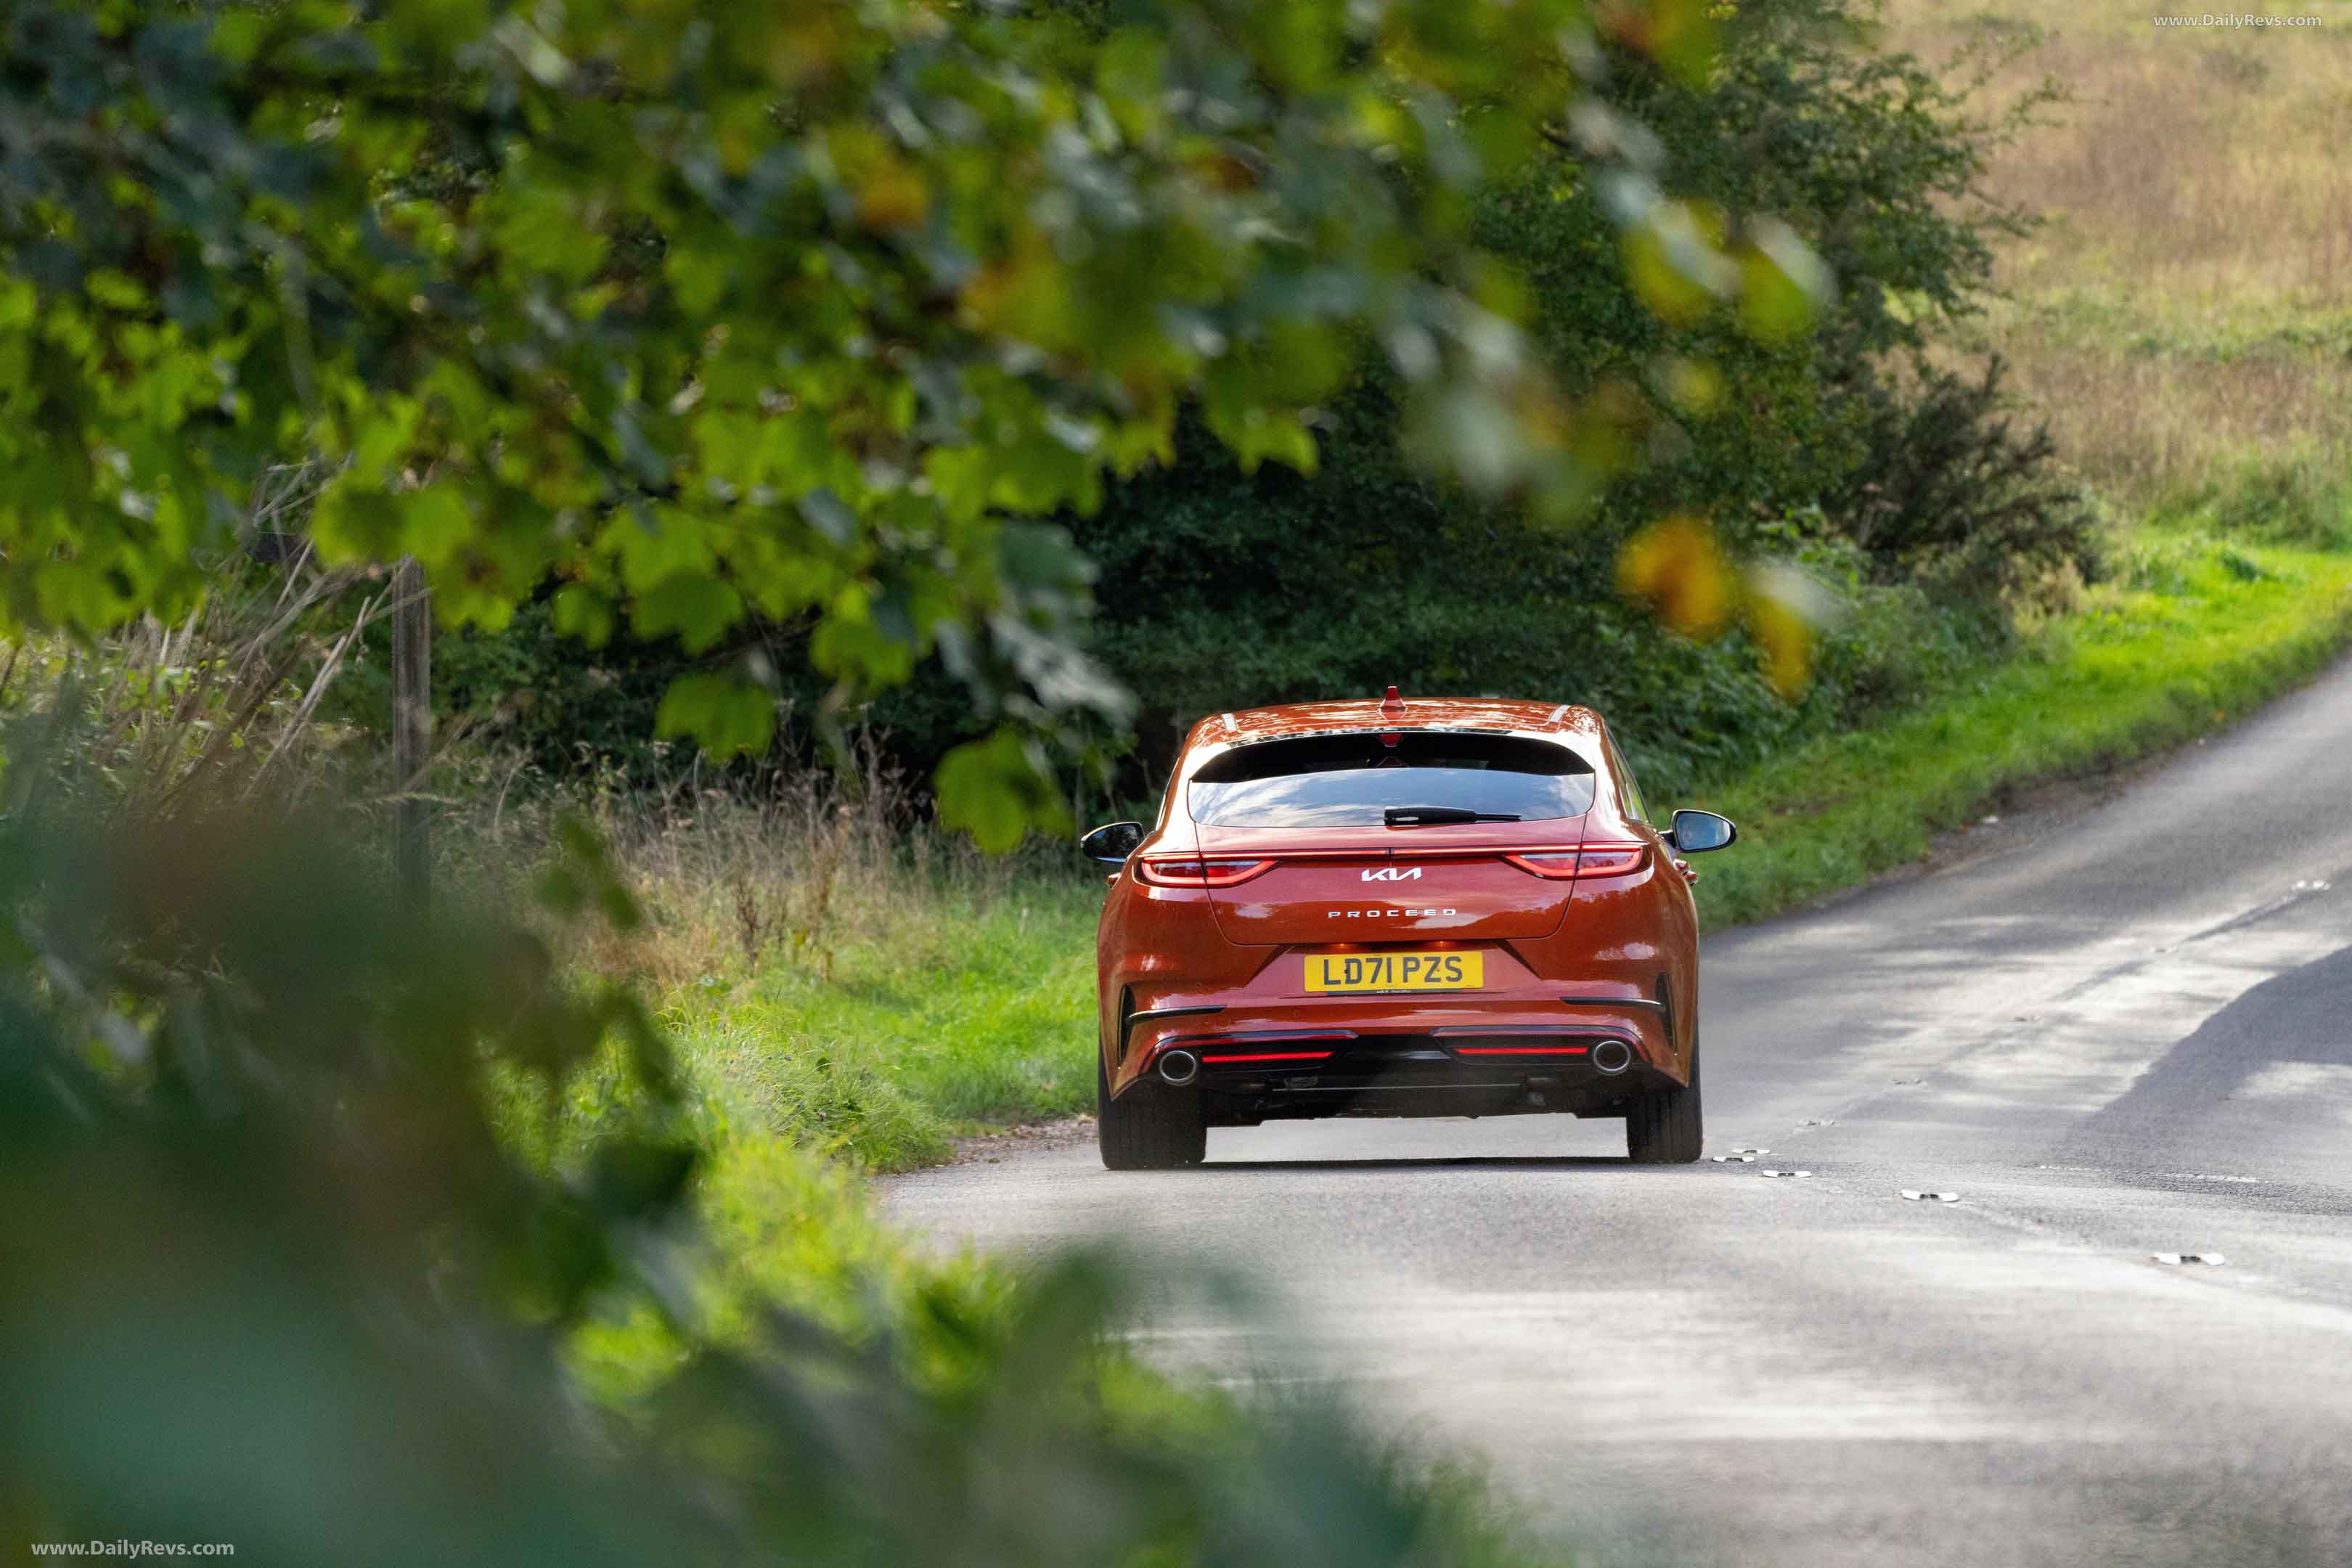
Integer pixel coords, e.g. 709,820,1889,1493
1079,689,1737,1168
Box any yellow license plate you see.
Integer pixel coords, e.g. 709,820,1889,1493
1304,951,1483,994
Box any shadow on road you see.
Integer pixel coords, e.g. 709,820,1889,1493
1195,1155,1686,1173
2062,939,2352,1196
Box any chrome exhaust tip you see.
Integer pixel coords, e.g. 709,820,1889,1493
1156,1048,1200,1087
1591,1039,1634,1076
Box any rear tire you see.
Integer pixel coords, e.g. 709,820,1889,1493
1098,1055,1206,1169
1625,1034,1702,1164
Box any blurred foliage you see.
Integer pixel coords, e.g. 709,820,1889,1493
0,730,1560,1565
0,0,1824,846
392,0,2084,804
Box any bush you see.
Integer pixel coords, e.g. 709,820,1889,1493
1824,359,2096,600
1071,409,2012,803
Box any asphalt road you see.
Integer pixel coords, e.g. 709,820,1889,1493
886,659,2352,1568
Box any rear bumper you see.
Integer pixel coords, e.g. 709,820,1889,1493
1127,992,1671,1071
1173,1029,1666,1125
1119,995,1675,1125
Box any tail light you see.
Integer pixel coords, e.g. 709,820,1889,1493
1138,855,1277,888
1503,844,1649,879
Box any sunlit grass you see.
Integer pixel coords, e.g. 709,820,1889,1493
654,880,1102,1171
1689,534,2352,924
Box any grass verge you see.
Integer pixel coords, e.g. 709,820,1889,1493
657,885,1101,1171
1689,533,2352,924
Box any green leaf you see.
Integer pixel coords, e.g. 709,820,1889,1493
550,583,616,648
653,672,774,761
934,729,1070,853
631,573,746,654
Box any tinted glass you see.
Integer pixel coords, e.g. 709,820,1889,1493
1671,809,1736,852
1189,732,1596,828
1608,737,1648,823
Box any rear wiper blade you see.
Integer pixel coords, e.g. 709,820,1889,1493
1383,806,1522,826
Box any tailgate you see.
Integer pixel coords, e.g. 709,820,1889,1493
1193,821,1591,946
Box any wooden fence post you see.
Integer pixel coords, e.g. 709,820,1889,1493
391,558,431,906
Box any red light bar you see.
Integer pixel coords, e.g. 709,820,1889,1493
1199,1050,1336,1064
1161,1029,1353,1058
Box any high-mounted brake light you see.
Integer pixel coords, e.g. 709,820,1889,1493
1137,856,1277,888
1503,844,1649,879
1379,684,1406,746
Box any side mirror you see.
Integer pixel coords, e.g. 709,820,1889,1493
1665,809,1737,854
1079,820,1144,865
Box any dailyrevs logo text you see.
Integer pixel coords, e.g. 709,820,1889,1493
1361,866,1422,881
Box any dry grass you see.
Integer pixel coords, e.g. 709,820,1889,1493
451,762,1103,1171
1878,0,2352,507
528,742,1053,995
0,549,391,817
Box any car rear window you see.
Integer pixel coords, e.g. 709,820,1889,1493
1188,732,1596,828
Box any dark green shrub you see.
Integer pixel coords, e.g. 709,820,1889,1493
1824,359,2095,600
